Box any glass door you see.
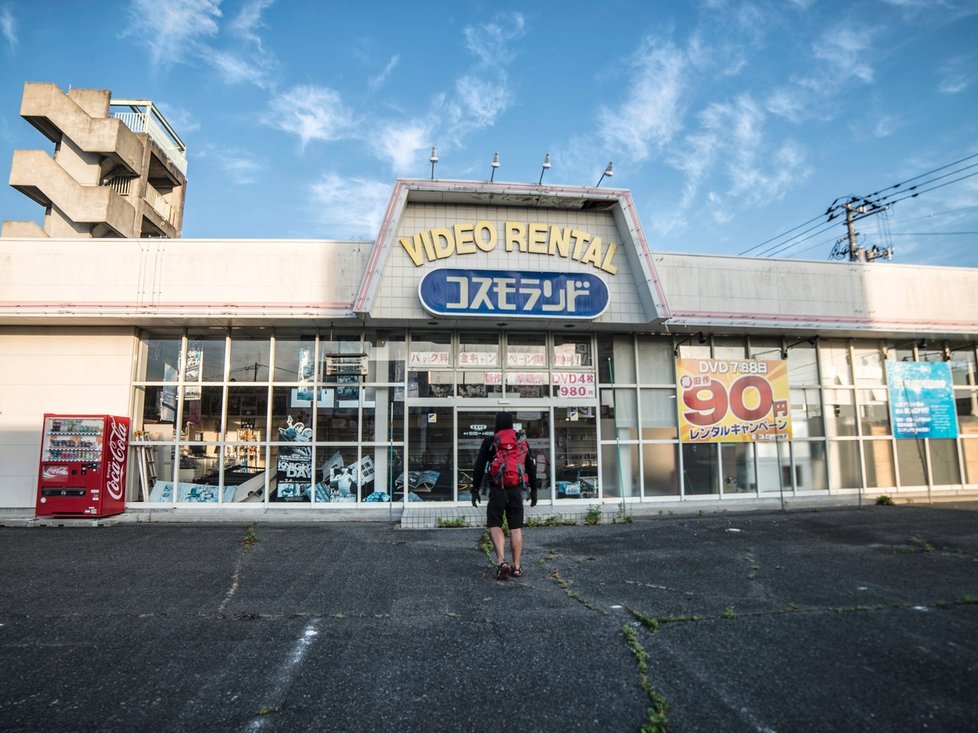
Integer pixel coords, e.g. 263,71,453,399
457,408,553,503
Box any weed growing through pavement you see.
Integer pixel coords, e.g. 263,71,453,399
622,625,668,733
585,505,602,525
549,568,608,615
526,515,577,527
721,605,736,619
242,523,259,550
875,494,895,506
436,517,467,528
615,499,634,524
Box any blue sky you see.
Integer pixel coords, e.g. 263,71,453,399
1,0,977,266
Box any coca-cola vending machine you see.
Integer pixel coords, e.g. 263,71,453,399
36,414,130,518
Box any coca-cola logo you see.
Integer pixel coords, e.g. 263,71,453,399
106,418,128,501
42,465,69,481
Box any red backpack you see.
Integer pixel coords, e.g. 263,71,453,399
489,428,528,489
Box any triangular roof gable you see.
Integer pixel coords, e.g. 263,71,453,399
353,178,671,323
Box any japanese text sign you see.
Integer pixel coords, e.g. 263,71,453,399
676,359,792,443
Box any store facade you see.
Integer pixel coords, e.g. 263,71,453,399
2,179,977,513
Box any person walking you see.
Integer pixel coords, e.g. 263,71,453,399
472,412,537,580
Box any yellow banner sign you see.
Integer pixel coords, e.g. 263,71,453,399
676,359,791,443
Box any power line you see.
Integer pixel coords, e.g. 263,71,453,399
740,152,978,262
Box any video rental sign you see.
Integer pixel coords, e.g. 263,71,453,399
676,359,792,443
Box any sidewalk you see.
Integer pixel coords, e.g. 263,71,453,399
1,504,976,731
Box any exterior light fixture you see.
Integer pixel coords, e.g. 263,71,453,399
490,152,500,182
538,153,551,185
596,162,614,187
429,147,438,179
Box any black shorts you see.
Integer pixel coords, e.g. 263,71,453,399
486,486,524,530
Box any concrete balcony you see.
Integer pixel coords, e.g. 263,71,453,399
10,150,136,237
19,82,144,177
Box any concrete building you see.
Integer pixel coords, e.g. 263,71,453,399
1,177,977,520
3,83,186,239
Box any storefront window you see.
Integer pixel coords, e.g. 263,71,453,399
229,338,270,382
600,388,638,440
188,334,227,382
895,439,926,486
963,439,978,484
457,372,503,398
597,335,635,383
828,440,861,489
409,369,454,398
602,443,639,498
712,337,745,360
410,331,452,369
227,386,268,437
134,385,177,440
824,389,857,437
505,371,549,399
793,441,828,491
138,334,182,381
554,406,597,500
852,344,884,386
787,342,819,386
929,439,961,486
273,336,315,384
365,331,405,383
819,341,851,386
315,403,359,443
863,439,895,488
458,333,499,368
949,346,976,386
720,443,754,494
406,407,454,502
858,388,890,436
642,443,679,496
790,388,824,438
756,441,791,493
270,440,311,503
506,333,547,368
957,389,978,435
553,335,592,368
185,385,223,442
636,337,674,384
682,443,717,495
639,389,678,439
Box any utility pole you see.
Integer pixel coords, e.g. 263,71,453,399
828,196,894,263
845,200,861,262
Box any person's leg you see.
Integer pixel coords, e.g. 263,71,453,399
490,526,506,564
510,528,523,570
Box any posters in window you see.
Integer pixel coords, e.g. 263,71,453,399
886,361,958,439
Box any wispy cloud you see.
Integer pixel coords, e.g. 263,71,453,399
463,11,525,67
124,0,276,89
938,55,973,94
362,12,524,173
804,24,876,89
1,3,16,52
199,46,274,88
371,121,429,175
264,85,355,150
220,155,262,185
229,0,275,52
309,174,391,238
368,54,400,92
598,38,686,161
125,0,222,68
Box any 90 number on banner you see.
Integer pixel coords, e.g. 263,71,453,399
680,374,787,426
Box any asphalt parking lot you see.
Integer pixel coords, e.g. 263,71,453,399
1,504,976,732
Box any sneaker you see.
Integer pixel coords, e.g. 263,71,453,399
495,562,510,580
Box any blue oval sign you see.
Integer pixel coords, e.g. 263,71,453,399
419,269,609,319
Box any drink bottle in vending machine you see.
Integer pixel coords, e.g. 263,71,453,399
36,414,130,518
